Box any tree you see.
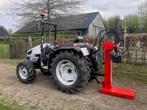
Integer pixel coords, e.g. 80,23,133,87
125,15,139,33
104,16,122,32
13,0,83,35
104,16,115,31
104,15,140,34
142,15,147,32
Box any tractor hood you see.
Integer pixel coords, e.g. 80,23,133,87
27,43,51,55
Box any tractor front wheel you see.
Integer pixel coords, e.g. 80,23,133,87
16,59,36,84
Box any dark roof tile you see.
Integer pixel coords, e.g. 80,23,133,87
17,12,99,33
0,26,9,37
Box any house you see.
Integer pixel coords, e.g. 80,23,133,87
0,26,9,37
16,12,105,38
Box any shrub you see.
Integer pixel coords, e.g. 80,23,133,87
0,44,10,58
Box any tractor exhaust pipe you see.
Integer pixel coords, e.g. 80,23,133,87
114,17,121,44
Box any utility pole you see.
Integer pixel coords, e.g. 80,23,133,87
124,18,127,49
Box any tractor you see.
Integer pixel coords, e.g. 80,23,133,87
16,13,122,93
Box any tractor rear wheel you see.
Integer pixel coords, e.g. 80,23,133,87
50,51,90,93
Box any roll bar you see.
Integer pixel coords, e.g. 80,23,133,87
40,14,57,52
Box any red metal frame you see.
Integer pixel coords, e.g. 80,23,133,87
99,41,136,100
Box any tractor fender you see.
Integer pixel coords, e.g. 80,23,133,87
50,47,88,59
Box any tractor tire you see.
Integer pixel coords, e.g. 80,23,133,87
16,59,36,84
50,51,90,93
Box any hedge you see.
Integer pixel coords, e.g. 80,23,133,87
0,44,10,58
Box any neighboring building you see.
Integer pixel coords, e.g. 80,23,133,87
0,26,9,37
16,12,105,38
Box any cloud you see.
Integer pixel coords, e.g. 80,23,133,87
0,0,20,32
0,0,142,31
0,0,7,5
81,0,139,18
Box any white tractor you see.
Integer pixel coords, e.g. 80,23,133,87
16,13,122,93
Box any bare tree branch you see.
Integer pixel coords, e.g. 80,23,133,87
12,0,84,35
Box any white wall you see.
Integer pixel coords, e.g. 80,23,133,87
88,14,105,38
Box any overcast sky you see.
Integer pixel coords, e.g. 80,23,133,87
0,0,145,32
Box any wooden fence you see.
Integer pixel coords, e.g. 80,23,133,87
0,35,76,59
0,34,147,65
124,33,147,64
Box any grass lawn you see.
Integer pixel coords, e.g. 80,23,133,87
0,102,24,110
0,44,10,58
113,63,147,84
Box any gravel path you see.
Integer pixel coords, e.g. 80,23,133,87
0,62,146,110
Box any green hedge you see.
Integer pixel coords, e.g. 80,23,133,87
0,44,10,58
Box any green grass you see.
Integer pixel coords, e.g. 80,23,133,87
0,102,24,110
113,63,147,84
0,44,10,58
